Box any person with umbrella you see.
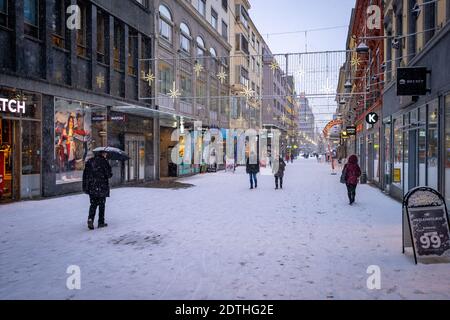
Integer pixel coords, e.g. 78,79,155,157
82,150,113,230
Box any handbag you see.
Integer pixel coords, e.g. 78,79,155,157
340,165,347,184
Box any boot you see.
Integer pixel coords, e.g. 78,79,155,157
98,222,108,228
87,219,94,230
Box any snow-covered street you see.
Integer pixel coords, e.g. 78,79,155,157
1,159,449,300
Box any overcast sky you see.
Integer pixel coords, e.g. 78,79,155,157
250,0,356,130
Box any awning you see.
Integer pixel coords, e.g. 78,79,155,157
111,104,197,122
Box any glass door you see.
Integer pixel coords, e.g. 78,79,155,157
0,119,18,201
124,135,145,182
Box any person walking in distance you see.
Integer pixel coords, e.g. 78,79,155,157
83,151,113,229
343,155,361,205
246,152,260,189
274,156,286,190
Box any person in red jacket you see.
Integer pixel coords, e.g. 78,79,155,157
343,155,362,205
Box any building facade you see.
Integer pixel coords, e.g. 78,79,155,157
0,0,156,201
382,0,450,201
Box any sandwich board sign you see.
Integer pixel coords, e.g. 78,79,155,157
403,187,450,264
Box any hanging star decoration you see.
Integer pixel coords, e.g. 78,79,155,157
270,60,279,73
194,62,204,77
168,81,181,101
322,78,334,95
240,85,255,100
141,69,155,86
96,73,105,89
281,113,287,124
267,105,272,113
217,68,228,84
351,56,361,68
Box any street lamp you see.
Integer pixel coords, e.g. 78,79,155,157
356,42,369,54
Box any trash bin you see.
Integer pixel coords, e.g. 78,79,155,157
360,172,367,184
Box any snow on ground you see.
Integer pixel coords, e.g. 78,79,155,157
1,158,449,300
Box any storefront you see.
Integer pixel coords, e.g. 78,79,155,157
383,99,442,200
0,87,42,202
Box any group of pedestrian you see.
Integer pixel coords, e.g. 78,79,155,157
246,153,287,190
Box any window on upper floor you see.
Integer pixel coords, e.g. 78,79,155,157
222,0,228,12
0,0,8,27
128,30,138,76
24,0,39,38
180,23,191,54
113,20,124,71
97,10,108,64
52,0,66,49
197,36,206,57
76,1,88,57
134,0,148,8
159,4,173,43
236,4,249,30
235,33,249,54
211,8,218,30
424,0,437,44
221,20,228,40
197,0,206,17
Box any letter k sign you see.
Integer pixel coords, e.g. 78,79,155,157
366,112,379,125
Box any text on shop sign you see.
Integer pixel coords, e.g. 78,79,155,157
0,98,26,114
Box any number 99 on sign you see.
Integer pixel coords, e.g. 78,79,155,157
420,232,441,249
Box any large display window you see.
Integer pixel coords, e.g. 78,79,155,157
54,98,107,184
445,95,450,204
427,100,439,189
393,116,403,190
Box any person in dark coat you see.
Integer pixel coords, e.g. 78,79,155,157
82,151,113,229
274,156,286,190
343,155,362,205
246,152,260,189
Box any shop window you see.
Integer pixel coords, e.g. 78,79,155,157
21,121,41,176
418,107,426,186
54,98,107,184
128,30,138,76
158,61,173,95
445,95,450,204
24,0,39,38
97,11,107,64
427,101,438,189
383,119,391,191
393,116,403,190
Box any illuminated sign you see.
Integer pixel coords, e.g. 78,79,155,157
0,98,26,114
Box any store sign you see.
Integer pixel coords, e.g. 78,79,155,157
0,98,26,114
109,115,127,122
92,115,107,122
366,112,379,125
403,187,450,264
346,126,356,136
397,67,428,96
356,123,364,133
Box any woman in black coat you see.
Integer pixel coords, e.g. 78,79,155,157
274,156,286,189
82,152,113,230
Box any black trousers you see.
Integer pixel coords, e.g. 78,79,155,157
275,176,283,188
346,184,357,203
89,196,106,223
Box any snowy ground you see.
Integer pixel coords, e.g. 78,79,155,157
1,158,449,300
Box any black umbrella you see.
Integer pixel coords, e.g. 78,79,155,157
93,147,130,161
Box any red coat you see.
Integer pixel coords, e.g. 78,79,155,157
344,155,361,186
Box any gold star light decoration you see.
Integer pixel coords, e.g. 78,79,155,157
194,62,204,77
240,85,255,100
280,113,287,124
351,56,361,68
168,81,181,101
270,60,279,73
141,69,155,86
217,68,228,84
96,73,105,89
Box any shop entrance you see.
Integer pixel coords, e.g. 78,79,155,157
124,134,145,182
0,119,19,201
